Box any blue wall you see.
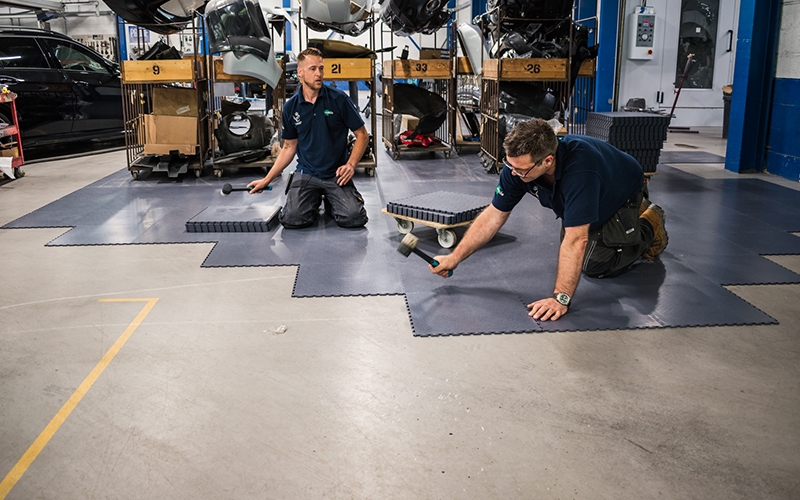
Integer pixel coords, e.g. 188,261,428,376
765,78,800,181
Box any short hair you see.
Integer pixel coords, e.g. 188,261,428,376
297,48,323,63
503,118,558,159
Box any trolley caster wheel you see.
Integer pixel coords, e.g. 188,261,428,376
131,170,139,180
214,169,223,178
384,144,391,152
455,146,462,155
396,219,414,234
366,167,375,177
444,151,451,159
437,229,457,248
392,151,399,161
194,169,202,178
13,167,24,178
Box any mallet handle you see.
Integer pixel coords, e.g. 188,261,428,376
231,186,271,192
412,247,453,277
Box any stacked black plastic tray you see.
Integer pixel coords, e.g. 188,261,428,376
386,191,489,225
186,205,281,232
585,112,672,173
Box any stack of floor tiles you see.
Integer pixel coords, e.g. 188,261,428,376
386,191,488,225
585,112,672,173
186,205,281,232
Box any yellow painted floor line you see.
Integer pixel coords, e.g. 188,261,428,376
0,298,158,499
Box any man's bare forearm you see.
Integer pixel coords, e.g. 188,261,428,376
264,142,297,183
554,225,589,296
346,126,368,168
450,205,510,262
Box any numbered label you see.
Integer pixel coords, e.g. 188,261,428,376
331,63,342,74
524,63,541,74
414,62,428,72
152,65,161,75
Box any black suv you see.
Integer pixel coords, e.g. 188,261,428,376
0,27,123,148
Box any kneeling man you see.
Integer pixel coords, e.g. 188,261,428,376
249,47,369,229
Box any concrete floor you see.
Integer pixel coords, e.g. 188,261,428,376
1,129,799,499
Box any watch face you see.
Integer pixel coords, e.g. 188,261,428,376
556,293,570,305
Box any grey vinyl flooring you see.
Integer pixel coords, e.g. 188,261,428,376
1,127,799,499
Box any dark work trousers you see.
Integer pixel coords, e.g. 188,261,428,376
561,185,655,279
279,172,368,229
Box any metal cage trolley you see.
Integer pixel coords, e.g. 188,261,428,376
118,16,213,179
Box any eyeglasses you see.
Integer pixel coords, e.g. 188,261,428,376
504,154,551,177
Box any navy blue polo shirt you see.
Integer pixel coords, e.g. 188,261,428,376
491,135,644,230
281,83,365,179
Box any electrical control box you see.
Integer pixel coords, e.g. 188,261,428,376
627,6,656,60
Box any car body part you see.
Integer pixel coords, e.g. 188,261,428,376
308,39,376,59
456,22,496,74
215,111,274,155
206,0,283,88
392,83,447,136
301,0,374,36
379,0,450,36
105,0,203,34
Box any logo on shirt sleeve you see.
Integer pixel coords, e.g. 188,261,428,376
293,112,302,126
495,185,504,196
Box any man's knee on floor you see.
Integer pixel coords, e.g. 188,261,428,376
332,209,368,228
279,208,317,229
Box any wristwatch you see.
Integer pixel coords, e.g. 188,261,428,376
554,292,571,307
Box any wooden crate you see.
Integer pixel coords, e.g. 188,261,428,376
483,58,597,81
122,59,200,83
323,58,372,81
386,59,451,79
578,59,596,78
483,58,566,80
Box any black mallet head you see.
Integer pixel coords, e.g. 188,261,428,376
397,233,453,276
221,183,270,196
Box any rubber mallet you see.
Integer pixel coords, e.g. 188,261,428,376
221,183,271,196
397,233,453,277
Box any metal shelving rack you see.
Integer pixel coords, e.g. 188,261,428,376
380,19,455,160
118,15,212,179
479,7,597,173
298,13,378,177
207,21,289,178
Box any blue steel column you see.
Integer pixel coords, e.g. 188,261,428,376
284,0,292,51
117,17,127,61
725,0,782,173
595,0,620,112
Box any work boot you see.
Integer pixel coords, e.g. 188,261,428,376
639,197,650,216
640,204,668,259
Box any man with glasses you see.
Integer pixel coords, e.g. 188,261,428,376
430,118,667,321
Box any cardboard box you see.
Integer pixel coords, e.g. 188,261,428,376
152,87,198,117
144,114,197,144
400,114,419,132
0,147,18,158
419,48,445,59
143,114,198,155
144,143,198,155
